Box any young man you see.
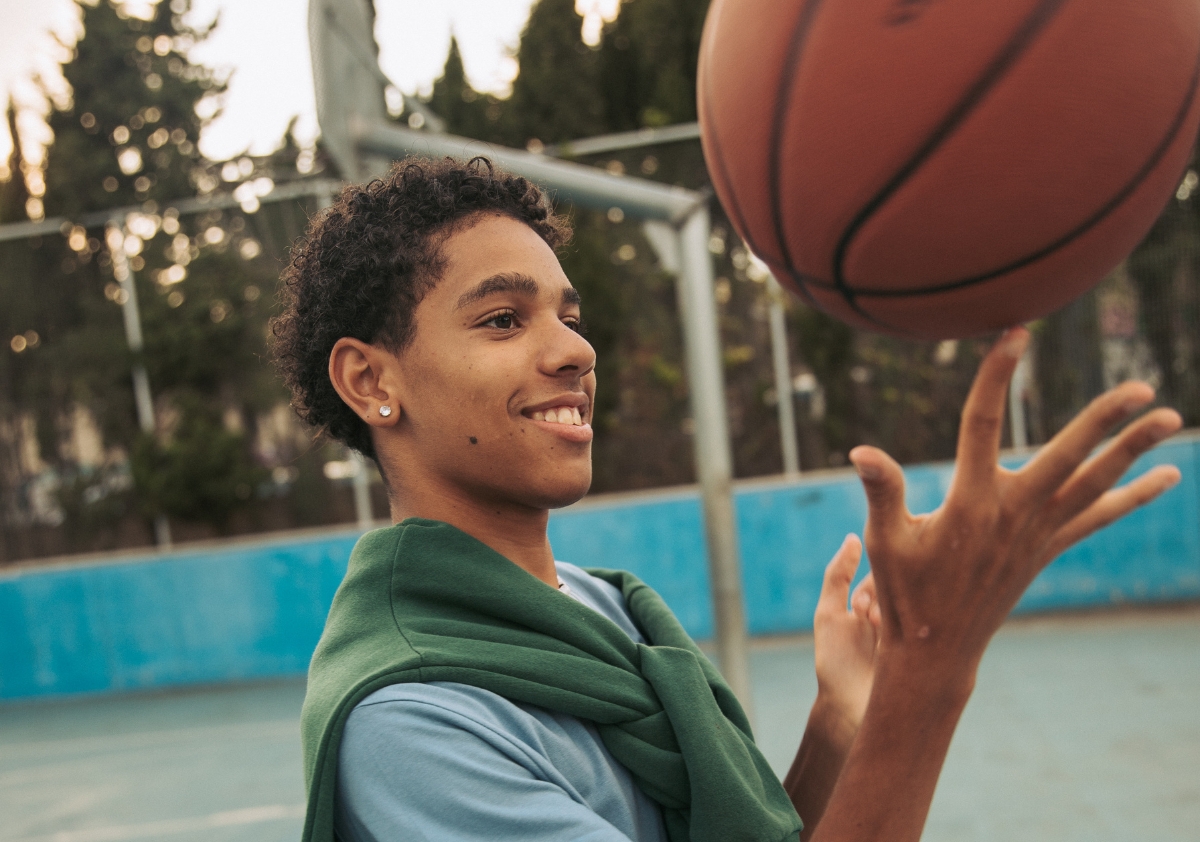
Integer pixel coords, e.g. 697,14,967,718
273,157,1182,842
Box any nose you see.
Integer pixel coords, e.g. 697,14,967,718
541,317,596,378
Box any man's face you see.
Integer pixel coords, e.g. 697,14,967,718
385,213,596,511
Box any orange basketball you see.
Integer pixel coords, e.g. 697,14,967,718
698,0,1200,339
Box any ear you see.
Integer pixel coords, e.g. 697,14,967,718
328,337,404,428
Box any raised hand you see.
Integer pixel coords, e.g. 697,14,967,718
846,327,1182,674
813,535,880,736
788,536,881,838
806,327,1182,842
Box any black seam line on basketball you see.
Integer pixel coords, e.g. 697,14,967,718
841,38,1200,300
829,0,1069,310
699,35,822,309
767,0,827,287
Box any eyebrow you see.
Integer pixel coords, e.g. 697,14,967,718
455,272,581,309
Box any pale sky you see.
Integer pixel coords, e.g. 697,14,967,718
0,0,619,168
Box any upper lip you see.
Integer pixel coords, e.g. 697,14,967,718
521,393,590,419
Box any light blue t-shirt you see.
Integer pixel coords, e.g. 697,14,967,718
334,562,670,842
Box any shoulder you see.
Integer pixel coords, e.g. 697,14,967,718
344,681,568,760
335,682,657,842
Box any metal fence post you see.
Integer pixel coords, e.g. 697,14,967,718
767,274,800,476
310,186,376,529
107,219,171,548
1009,345,1032,451
675,206,753,712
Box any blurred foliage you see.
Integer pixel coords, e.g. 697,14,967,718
3,0,1199,563
42,0,218,217
0,0,351,561
130,395,267,526
1127,143,1200,427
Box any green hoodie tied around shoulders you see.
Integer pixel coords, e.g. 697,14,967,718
300,518,802,842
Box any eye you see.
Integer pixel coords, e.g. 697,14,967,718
564,316,587,335
482,309,517,330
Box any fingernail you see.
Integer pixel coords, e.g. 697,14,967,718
1122,388,1154,414
853,460,880,481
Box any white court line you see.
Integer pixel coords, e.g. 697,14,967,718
0,719,299,762
10,804,306,842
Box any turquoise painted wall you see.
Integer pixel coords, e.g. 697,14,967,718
3,437,1198,700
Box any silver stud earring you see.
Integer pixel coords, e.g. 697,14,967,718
378,405,392,417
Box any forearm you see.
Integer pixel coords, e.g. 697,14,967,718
807,652,975,842
785,698,858,841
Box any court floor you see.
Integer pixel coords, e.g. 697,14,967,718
3,604,1197,842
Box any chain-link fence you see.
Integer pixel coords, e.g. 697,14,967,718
2,155,1198,565
0,177,388,563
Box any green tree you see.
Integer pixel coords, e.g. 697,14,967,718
0,0,297,556
598,0,710,130
1127,145,1200,425
501,0,607,147
130,393,267,528
0,104,30,223
42,0,220,217
425,37,491,142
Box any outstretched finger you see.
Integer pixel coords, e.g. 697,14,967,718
950,328,1029,495
1043,464,1181,562
817,534,862,615
1043,407,1182,524
850,446,910,547
1015,381,1159,504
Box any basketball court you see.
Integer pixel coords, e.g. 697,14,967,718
3,604,1197,842
2,2,1199,841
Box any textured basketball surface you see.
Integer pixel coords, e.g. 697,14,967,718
698,0,1200,339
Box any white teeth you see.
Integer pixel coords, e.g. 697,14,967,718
530,406,584,425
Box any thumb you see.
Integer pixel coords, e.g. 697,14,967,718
849,445,908,537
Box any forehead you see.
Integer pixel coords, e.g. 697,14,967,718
432,214,570,300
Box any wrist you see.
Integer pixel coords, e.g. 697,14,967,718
808,692,862,750
873,643,978,711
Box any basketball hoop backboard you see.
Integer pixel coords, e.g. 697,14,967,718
308,0,388,180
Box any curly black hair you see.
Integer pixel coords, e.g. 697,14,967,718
271,156,571,459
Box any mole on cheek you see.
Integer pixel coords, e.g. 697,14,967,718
469,436,478,445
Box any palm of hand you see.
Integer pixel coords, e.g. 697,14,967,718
852,328,1181,672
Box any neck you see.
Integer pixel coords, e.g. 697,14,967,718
387,480,558,588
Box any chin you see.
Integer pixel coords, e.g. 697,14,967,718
524,469,593,510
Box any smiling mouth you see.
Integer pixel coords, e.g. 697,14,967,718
528,406,585,426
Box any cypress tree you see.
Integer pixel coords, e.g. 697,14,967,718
42,0,220,218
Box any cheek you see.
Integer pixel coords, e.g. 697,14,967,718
414,347,522,441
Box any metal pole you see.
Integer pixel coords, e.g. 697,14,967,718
541,122,701,158
676,207,753,712
0,178,343,244
356,123,700,221
1008,345,1031,451
308,186,375,529
107,220,171,548
767,274,800,477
